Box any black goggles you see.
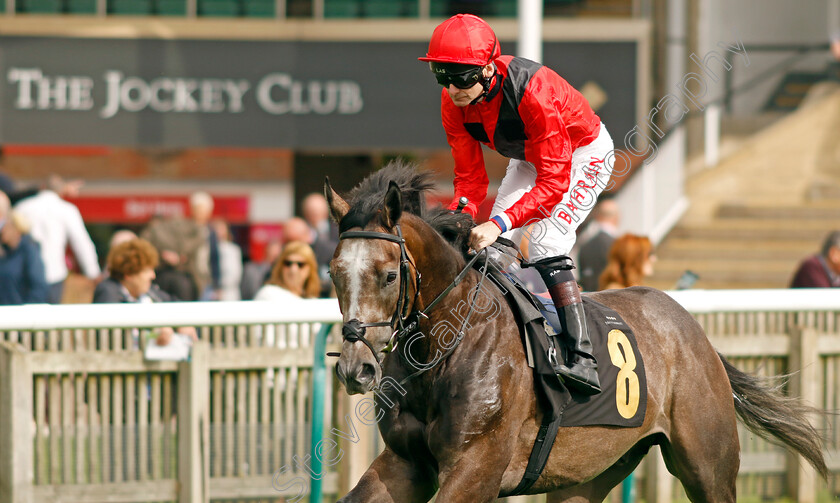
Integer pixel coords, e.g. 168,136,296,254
429,62,484,89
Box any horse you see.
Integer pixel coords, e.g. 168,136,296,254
325,162,827,503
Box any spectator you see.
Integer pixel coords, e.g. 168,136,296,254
0,150,38,205
254,241,321,301
254,241,322,350
141,214,198,301
577,199,621,292
13,175,100,304
93,238,197,345
204,218,242,301
189,192,223,301
94,238,170,303
790,231,840,288
241,239,282,301
283,216,313,245
301,193,339,297
598,234,656,290
0,172,12,198
0,191,48,305
102,229,138,276
110,229,138,249
140,191,220,301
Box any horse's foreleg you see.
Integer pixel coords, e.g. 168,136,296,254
337,447,436,503
433,445,508,503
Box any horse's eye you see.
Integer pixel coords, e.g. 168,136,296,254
386,272,398,285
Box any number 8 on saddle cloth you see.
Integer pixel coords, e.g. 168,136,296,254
482,247,648,428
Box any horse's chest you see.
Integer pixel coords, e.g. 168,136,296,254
381,409,434,459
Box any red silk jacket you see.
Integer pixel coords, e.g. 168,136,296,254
441,55,601,230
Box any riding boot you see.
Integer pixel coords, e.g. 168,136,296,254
532,256,601,396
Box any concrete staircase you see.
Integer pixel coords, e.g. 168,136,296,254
647,201,840,290
646,87,840,290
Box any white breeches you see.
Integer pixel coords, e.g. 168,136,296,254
490,122,615,261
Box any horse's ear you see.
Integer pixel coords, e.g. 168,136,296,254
324,177,349,223
382,181,402,229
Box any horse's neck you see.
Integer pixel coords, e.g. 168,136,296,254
402,216,467,307
399,216,507,369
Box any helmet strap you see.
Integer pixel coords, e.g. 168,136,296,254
469,67,499,105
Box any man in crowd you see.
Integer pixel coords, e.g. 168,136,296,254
13,175,100,304
141,191,220,301
301,193,338,297
577,199,621,292
790,230,840,288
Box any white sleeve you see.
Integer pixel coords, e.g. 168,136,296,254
64,203,102,279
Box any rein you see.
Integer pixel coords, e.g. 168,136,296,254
335,223,488,382
396,250,489,386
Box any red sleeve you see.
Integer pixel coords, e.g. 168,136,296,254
441,90,487,218
501,73,573,230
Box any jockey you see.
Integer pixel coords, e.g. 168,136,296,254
420,14,615,395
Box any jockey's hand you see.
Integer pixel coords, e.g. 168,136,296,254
469,221,503,252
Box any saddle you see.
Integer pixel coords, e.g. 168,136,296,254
479,261,647,427
474,253,648,494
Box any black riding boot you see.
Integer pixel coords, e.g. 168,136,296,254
533,256,601,396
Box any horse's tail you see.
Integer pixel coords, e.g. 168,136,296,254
719,352,828,478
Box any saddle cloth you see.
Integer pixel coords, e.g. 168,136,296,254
484,267,647,428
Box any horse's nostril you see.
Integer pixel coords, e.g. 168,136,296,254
358,363,377,383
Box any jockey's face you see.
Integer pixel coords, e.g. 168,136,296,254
445,63,494,107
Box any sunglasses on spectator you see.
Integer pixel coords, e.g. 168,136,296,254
283,260,308,268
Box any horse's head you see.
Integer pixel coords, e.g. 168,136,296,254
326,176,417,395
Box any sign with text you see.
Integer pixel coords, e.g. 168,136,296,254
0,37,637,148
64,195,250,223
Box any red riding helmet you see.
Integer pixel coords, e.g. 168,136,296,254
418,14,501,66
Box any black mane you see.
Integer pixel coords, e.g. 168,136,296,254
425,208,474,257
339,159,436,233
337,159,474,255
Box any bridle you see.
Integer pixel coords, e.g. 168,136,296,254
337,224,419,364
334,223,489,380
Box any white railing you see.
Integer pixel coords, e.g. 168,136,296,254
4,287,838,331
667,288,840,313
0,298,342,331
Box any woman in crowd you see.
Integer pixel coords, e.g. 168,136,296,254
95,238,171,303
0,209,48,305
598,234,657,290
253,241,322,349
254,240,321,301
94,237,196,345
